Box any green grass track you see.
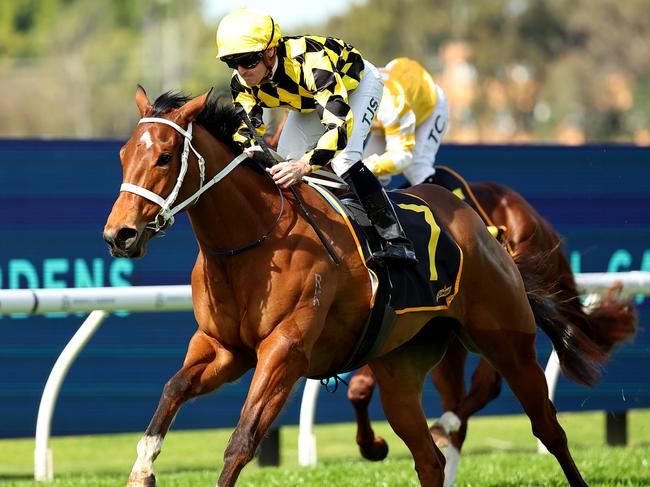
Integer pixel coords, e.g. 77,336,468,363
1,410,648,486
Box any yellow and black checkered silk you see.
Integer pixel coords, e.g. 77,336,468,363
230,35,364,167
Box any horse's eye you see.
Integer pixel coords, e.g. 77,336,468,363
156,152,172,166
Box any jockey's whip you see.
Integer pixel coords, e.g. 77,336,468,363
235,108,340,266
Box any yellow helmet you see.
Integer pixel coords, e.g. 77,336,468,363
216,8,282,59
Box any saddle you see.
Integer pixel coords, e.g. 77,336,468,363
425,166,508,243
305,182,463,378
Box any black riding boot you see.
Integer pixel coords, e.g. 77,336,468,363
342,161,417,263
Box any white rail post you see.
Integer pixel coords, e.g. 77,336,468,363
298,379,320,466
537,348,560,454
34,310,110,481
0,285,195,482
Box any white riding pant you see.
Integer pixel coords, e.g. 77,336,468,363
403,84,449,185
277,60,384,176
369,85,449,187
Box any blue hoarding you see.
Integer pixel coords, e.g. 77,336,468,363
0,140,648,437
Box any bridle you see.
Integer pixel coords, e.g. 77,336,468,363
120,116,285,255
121,117,206,232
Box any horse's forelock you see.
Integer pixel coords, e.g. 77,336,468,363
151,91,192,116
147,90,241,155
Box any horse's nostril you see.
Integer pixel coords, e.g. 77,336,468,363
116,227,138,249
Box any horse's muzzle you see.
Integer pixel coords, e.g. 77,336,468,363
103,226,146,258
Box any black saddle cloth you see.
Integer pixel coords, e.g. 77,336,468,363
342,191,462,312
305,183,463,378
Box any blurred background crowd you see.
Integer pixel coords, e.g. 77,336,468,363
0,0,648,145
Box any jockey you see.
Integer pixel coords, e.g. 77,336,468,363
363,57,449,186
216,8,416,263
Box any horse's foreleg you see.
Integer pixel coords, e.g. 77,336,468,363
436,356,502,487
127,330,251,487
429,335,467,448
347,365,389,460
434,356,502,446
428,335,469,487
457,359,502,424
217,326,309,487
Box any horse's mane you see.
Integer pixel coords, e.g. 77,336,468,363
151,90,242,155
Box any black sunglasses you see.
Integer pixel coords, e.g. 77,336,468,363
222,52,264,70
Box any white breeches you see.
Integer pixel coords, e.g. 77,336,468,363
403,84,449,185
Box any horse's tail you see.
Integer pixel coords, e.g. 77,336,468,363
513,245,637,387
582,282,638,354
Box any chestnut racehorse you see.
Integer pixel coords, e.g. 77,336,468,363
347,177,637,484
104,87,593,487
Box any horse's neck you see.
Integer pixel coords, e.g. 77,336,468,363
187,138,282,253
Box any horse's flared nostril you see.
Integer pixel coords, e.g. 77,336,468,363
103,226,143,257
115,227,139,250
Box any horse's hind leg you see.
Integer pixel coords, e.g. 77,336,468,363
347,365,389,461
371,328,449,486
474,329,588,487
127,330,252,487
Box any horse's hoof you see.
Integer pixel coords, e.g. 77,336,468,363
126,473,156,487
430,423,450,448
359,436,389,461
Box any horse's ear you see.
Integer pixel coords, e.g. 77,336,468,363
135,84,152,117
178,88,214,123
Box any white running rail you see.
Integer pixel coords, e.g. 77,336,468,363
0,285,193,482
0,272,648,479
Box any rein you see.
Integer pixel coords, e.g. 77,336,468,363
120,117,285,256
209,157,285,257
236,108,341,266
